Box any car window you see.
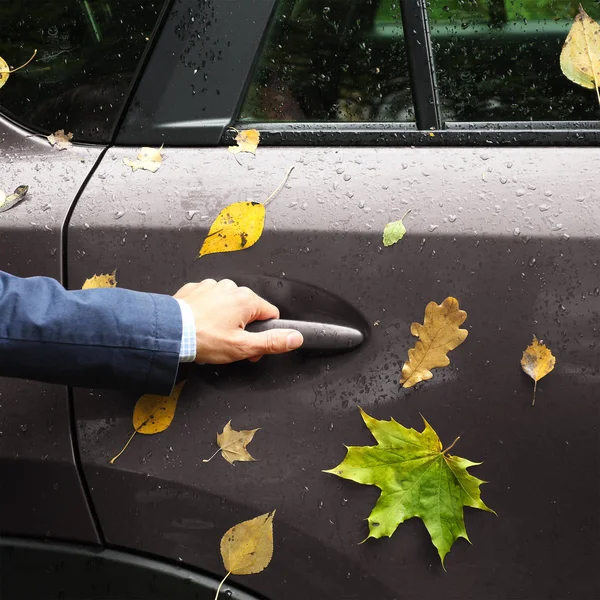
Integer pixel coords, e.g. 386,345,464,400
239,0,414,123
0,0,165,143
428,0,600,122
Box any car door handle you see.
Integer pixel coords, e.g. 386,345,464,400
245,319,365,352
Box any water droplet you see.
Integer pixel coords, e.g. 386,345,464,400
500,176,507,184
513,228,520,236
343,174,351,181
448,215,457,222
428,224,438,232
185,210,200,220
516,189,525,197
528,257,536,267
401,162,408,170
328,422,334,431
20,424,28,432
83,223,90,230
114,210,125,219
318,500,324,510
539,204,550,212
341,498,348,506
358,200,365,209
544,190,553,197
593,287,600,296
576,196,585,202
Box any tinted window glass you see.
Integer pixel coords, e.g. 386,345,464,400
0,1,164,142
427,0,600,122
240,0,414,122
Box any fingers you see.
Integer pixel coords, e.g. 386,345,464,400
239,287,280,322
237,329,303,358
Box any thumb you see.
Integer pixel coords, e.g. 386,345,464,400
241,329,304,357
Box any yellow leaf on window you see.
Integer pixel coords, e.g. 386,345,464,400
82,270,117,289
215,511,275,598
0,50,37,91
110,381,186,464
123,146,164,173
228,129,260,155
560,5,600,106
521,336,556,406
47,130,73,150
400,297,468,388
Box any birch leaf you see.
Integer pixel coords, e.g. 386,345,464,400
400,297,468,388
324,408,494,566
215,511,275,598
82,270,117,289
47,130,73,150
110,381,186,463
560,5,600,106
203,421,260,464
0,50,37,90
198,167,293,258
123,146,163,173
0,185,28,214
228,129,260,155
521,336,556,405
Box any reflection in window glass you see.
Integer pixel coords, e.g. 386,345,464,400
426,0,600,122
0,1,163,142
240,0,414,122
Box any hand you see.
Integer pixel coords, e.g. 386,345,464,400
174,279,304,364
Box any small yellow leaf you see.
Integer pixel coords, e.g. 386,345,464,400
0,49,37,91
400,297,468,388
561,5,600,105
521,336,556,406
82,270,117,289
198,201,265,257
110,381,186,464
47,129,73,150
228,129,260,155
123,146,163,173
204,421,259,464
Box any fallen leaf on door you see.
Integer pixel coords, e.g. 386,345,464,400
203,421,259,464
198,166,294,257
521,336,555,405
0,49,37,90
324,408,494,566
82,270,117,289
215,511,275,599
123,146,164,173
47,130,73,150
0,185,28,213
561,5,600,106
400,297,468,388
110,380,186,464
228,129,260,155
383,210,411,247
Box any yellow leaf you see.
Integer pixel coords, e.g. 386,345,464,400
198,201,265,257
203,421,259,464
560,5,600,106
198,167,294,258
123,146,163,173
215,511,275,598
521,336,556,406
0,50,37,91
47,129,73,150
82,270,117,289
400,297,468,388
110,381,186,464
228,129,260,155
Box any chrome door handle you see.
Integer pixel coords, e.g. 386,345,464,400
245,319,364,352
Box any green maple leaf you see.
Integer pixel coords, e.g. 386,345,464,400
324,408,495,566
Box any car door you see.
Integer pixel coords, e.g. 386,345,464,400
69,0,599,599
0,0,169,549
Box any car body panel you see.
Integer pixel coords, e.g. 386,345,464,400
0,116,102,544
70,145,599,598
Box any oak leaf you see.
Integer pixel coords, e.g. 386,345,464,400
561,5,600,106
215,511,275,599
123,146,163,173
47,130,73,150
110,381,186,463
203,420,260,464
383,210,411,247
521,336,555,405
228,128,260,155
324,408,494,566
82,270,117,289
198,167,294,257
0,50,37,90
400,297,468,388
0,185,28,213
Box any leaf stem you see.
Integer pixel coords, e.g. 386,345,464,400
110,430,137,464
7,49,37,73
532,380,537,406
401,208,412,221
214,571,231,600
202,441,236,463
442,436,460,454
263,166,295,207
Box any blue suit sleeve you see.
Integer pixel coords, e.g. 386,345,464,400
0,271,182,395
